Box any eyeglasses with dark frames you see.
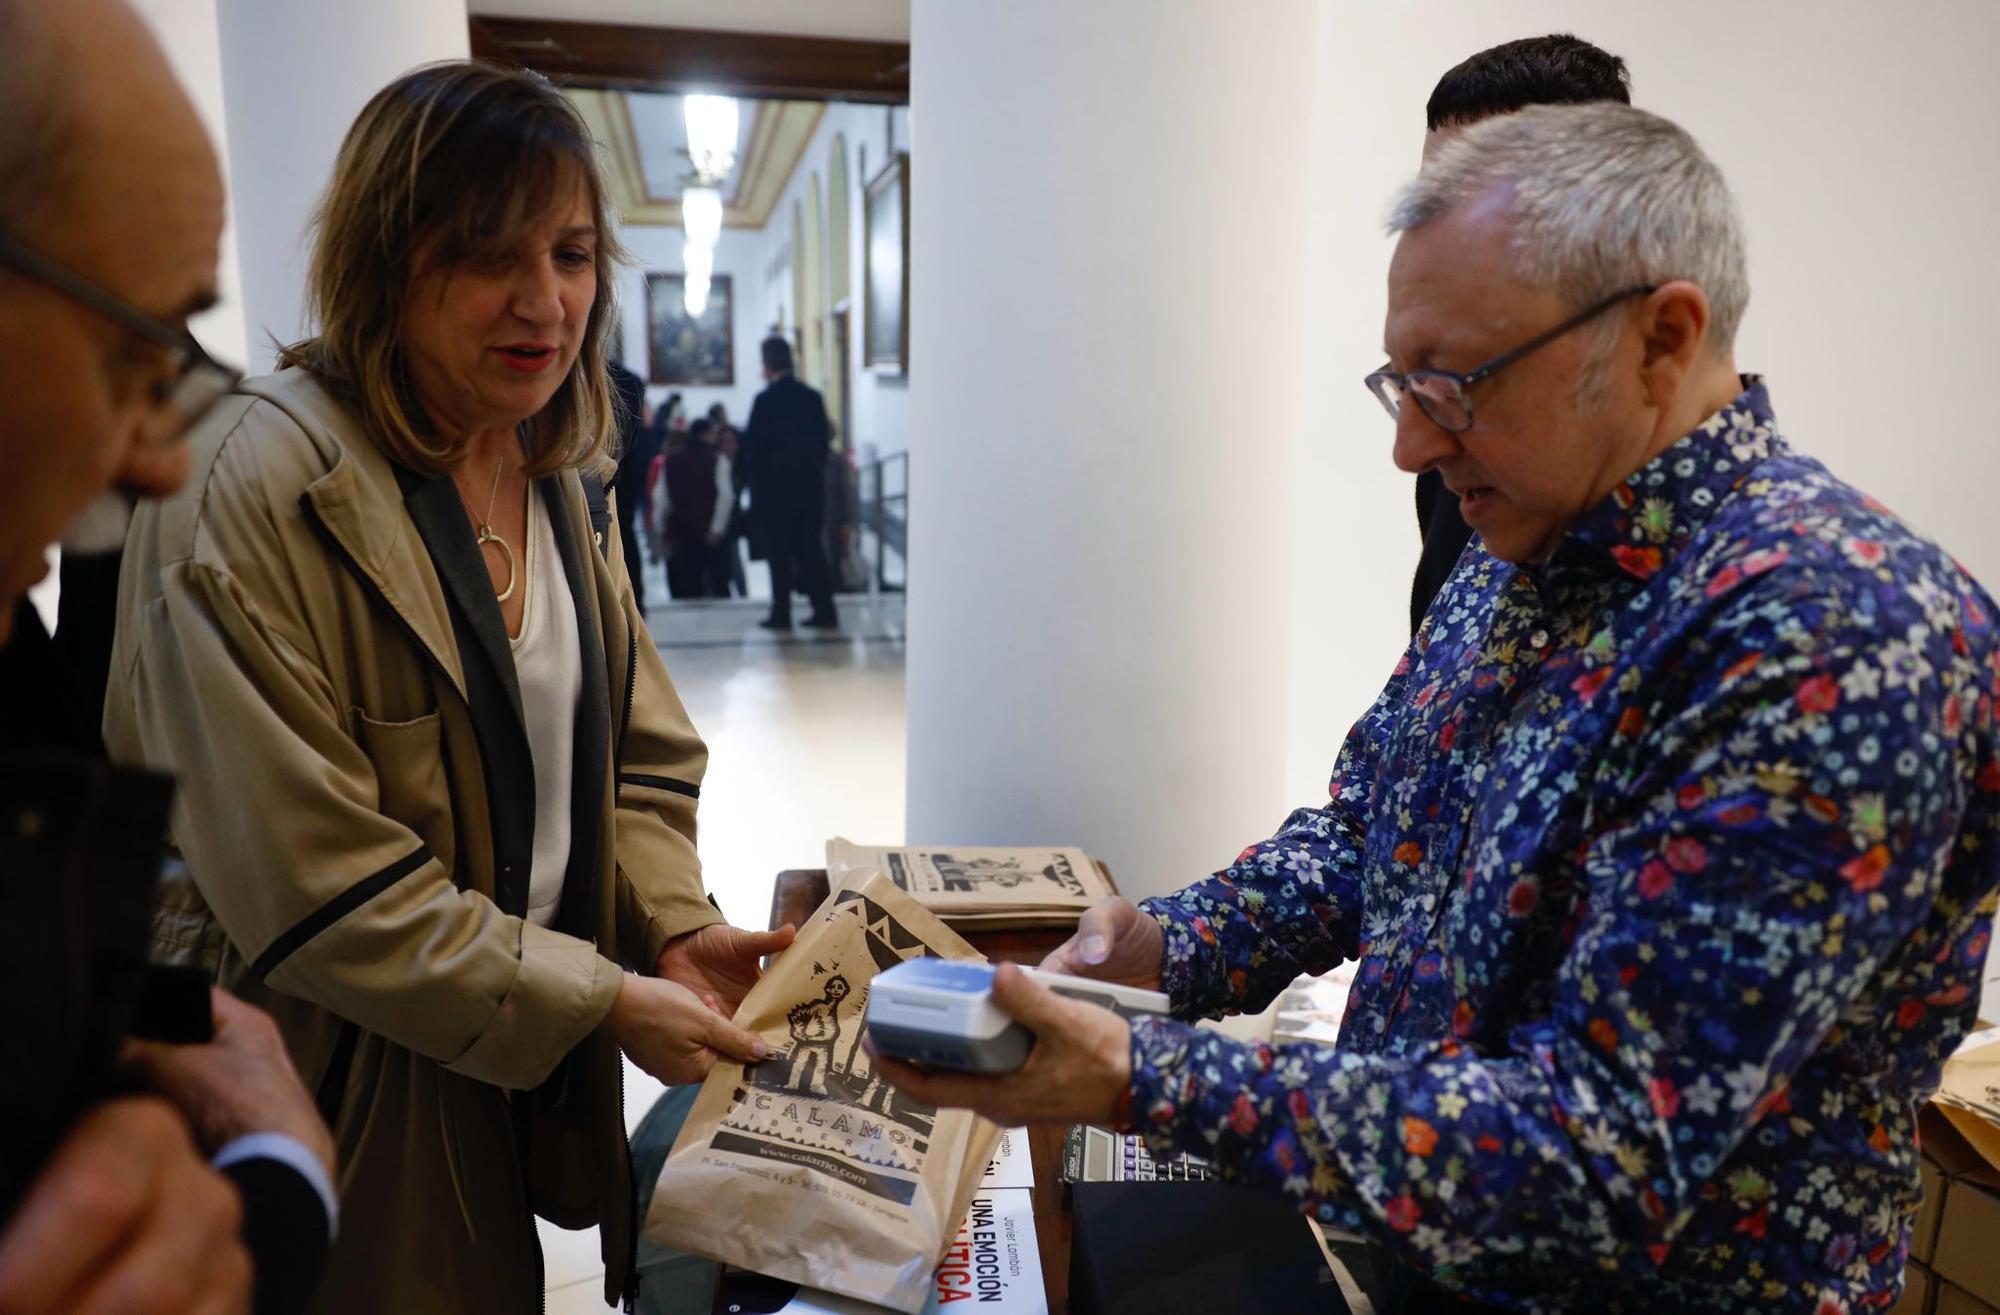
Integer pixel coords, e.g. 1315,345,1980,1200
1365,284,1657,433
0,229,241,445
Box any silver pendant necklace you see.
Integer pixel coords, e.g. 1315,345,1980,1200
467,458,518,603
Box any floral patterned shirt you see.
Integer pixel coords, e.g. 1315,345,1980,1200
1130,382,2000,1313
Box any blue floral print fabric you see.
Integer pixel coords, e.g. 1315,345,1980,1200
1130,381,2000,1313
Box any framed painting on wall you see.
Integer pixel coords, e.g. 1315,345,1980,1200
864,152,909,375
646,272,734,386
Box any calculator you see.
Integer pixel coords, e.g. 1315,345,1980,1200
1061,1124,1215,1184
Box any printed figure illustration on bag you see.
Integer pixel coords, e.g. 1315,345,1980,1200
783,975,848,1095
729,889,939,1202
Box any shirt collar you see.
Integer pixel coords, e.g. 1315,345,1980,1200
1556,375,1784,583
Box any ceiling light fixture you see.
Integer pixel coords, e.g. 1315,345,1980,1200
682,184,722,249
683,94,740,183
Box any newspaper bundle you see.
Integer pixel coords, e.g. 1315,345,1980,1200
1271,963,1361,1047
1933,1024,2000,1170
645,871,1003,1313
827,838,1113,932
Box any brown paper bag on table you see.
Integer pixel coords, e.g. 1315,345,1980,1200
645,871,1002,1314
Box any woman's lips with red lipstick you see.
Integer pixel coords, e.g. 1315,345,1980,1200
496,343,558,372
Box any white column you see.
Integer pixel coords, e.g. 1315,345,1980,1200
904,0,1316,899
131,0,247,368
214,0,468,372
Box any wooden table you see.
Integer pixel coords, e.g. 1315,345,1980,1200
769,869,1087,1315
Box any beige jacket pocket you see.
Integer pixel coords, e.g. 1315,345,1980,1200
353,709,456,878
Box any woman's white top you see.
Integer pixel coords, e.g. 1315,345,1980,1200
510,489,583,929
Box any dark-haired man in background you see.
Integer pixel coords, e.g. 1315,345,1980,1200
742,336,840,631
1408,35,1632,634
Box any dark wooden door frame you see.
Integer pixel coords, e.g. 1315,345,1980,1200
468,17,909,103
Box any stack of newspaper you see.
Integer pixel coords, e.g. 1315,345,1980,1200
1932,1024,2000,1168
826,839,1113,932
1270,963,1361,1047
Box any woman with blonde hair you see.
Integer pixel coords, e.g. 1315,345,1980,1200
106,61,792,1313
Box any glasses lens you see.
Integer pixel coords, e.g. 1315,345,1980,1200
1407,373,1472,432
1366,371,1404,420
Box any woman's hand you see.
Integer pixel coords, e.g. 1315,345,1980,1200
608,974,770,1086
864,963,1133,1127
1037,898,1167,992
656,923,797,1016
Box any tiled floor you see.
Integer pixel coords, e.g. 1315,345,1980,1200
543,584,910,1312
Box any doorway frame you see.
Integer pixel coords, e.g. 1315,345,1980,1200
467,18,909,103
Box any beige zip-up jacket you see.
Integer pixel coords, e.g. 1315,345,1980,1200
105,367,724,1313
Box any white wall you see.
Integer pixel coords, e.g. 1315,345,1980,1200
842,104,912,466
752,101,912,466
130,0,247,368
36,0,251,632
214,0,468,370
905,0,1315,897
1288,0,2000,799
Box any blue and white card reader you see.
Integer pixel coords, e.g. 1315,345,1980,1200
864,958,1172,1073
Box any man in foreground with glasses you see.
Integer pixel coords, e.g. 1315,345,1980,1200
876,102,2000,1313
0,1,331,1311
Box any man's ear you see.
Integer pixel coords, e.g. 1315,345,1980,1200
1638,281,1711,407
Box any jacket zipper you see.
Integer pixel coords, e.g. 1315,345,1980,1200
616,624,638,778
536,1224,548,1315
620,1071,638,1313
601,608,641,1309
620,618,641,1310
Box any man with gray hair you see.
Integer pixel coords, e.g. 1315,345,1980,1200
0,0,334,1310
874,103,1999,1313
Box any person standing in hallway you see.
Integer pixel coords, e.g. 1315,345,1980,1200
609,358,653,615
1406,35,1631,635
710,407,751,597
703,415,743,598
660,416,734,599
0,1,340,1311
105,61,792,1314
742,336,839,630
